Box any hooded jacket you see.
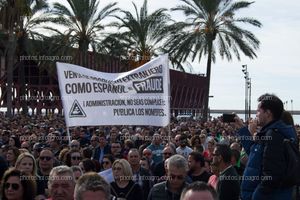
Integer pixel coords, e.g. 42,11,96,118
237,120,296,200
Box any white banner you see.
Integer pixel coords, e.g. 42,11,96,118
56,54,170,127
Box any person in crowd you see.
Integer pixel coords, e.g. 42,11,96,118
0,155,8,184
32,143,43,159
6,146,21,167
140,156,151,171
93,133,111,164
71,165,83,182
70,140,81,151
207,161,219,190
203,139,216,162
127,148,153,200
101,154,114,171
180,181,218,200
48,165,76,200
90,135,100,154
213,144,240,200
110,141,123,159
9,135,21,148
176,134,193,160
79,158,96,173
188,151,211,183
148,154,189,200
234,93,297,200
38,149,55,194
65,149,82,167
142,148,155,172
0,168,36,200
147,133,164,164
108,127,120,144
14,153,44,194
231,149,244,176
153,146,175,179
74,172,111,200
110,159,143,200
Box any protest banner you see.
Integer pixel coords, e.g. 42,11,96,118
56,54,170,127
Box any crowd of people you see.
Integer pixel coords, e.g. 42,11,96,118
0,93,300,200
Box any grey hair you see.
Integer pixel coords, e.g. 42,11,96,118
167,154,189,171
74,172,110,200
48,165,75,188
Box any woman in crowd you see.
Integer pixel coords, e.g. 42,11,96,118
203,138,216,162
65,149,82,167
110,159,143,200
101,154,114,171
8,136,21,148
6,147,20,167
14,152,45,196
0,168,36,200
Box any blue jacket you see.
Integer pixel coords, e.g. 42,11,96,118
238,120,296,200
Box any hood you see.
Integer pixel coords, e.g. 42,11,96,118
266,120,297,140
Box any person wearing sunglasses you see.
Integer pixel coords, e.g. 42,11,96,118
0,168,36,200
65,150,82,167
38,149,54,195
153,146,175,181
148,154,189,200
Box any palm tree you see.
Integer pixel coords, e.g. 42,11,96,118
167,0,262,120
112,0,172,69
44,0,119,67
0,0,49,115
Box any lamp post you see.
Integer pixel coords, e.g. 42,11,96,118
242,65,249,122
291,99,293,115
248,78,251,119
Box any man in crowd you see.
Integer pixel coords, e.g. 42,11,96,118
147,133,164,164
148,154,189,200
128,148,153,200
38,149,55,193
93,133,111,164
48,165,76,200
74,172,111,200
180,181,218,200
234,93,297,200
176,134,193,160
213,144,240,200
188,151,211,183
110,141,123,159
153,146,175,179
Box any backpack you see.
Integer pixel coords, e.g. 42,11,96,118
281,137,300,187
273,128,300,187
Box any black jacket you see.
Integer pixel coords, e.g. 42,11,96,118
93,145,111,162
217,166,240,200
147,181,188,200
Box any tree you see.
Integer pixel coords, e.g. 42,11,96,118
112,0,172,69
44,0,119,67
167,0,262,120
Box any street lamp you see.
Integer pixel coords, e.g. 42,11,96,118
291,99,293,115
248,78,251,119
242,65,249,122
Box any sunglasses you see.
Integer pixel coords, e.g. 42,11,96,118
71,156,82,160
143,153,151,156
163,152,172,156
102,161,110,165
40,156,52,161
4,183,20,190
71,145,79,148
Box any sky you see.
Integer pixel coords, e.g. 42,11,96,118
48,0,300,115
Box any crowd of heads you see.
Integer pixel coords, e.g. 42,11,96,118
0,93,299,200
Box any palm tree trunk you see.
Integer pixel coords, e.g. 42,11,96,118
6,30,16,117
203,39,213,121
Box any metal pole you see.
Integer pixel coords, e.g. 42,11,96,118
248,78,251,119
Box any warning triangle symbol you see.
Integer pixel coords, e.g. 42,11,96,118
69,100,86,118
